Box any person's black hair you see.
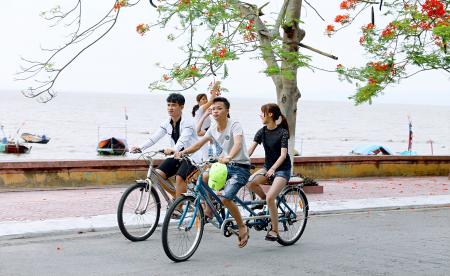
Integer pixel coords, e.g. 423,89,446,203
261,103,290,136
166,93,185,105
212,97,230,109
212,97,230,118
192,93,207,117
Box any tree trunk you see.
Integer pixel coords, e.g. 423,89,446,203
278,0,303,164
236,0,303,162
277,84,301,158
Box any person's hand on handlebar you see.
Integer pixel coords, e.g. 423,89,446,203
163,148,175,156
130,146,142,153
219,155,231,164
174,150,185,159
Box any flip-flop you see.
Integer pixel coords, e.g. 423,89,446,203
265,230,279,242
238,226,250,248
204,213,213,224
170,208,183,219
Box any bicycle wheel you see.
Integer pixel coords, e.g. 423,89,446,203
161,195,204,262
276,186,308,246
117,182,160,242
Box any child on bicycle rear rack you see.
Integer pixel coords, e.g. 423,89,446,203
175,96,251,248
130,93,201,212
246,103,291,242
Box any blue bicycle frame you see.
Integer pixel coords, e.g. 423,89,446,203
179,174,299,234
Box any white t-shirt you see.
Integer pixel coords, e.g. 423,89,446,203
194,105,212,161
194,106,211,131
205,119,250,165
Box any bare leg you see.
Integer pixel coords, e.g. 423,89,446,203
222,198,248,246
174,175,187,198
201,172,213,218
155,168,176,198
266,176,287,237
247,169,268,200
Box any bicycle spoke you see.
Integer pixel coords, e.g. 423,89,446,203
117,183,160,241
162,196,204,262
276,187,308,246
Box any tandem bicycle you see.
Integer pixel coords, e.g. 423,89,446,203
161,155,309,262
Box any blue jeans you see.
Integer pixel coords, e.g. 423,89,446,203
221,165,251,200
264,167,291,182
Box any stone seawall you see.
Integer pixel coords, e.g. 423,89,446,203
0,156,449,191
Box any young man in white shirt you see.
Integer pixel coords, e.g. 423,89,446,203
131,93,200,201
176,97,251,248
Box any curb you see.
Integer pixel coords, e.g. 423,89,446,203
1,195,450,241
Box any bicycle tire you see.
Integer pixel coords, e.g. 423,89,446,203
117,182,160,242
277,186,308,246
161,195,204,262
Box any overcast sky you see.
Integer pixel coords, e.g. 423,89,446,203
1,1,449,105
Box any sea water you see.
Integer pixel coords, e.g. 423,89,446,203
0,90,449,161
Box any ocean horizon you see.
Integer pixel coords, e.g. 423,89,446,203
0,90,449,161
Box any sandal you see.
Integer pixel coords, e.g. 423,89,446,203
170,208,183,219
204,213,213,224
238,226,250,248
265,230,279,242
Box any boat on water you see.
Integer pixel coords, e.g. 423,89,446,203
21,133,50,144
97,137,128,156
350,144,393,155
0,143,31,154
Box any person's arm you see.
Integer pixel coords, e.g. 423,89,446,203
174,124,195,152
265,148,288,177
220,122,245,163
195,108,211,136
247,141,258,157
132,124,166,152
220,134,243,163
199,81,221,112
177,136,211,157
247,128,262,157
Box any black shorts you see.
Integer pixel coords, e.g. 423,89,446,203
157,157,197,181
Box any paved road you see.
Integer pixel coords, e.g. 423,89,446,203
1,208,449,276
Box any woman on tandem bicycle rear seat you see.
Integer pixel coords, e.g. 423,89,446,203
246,103,292,242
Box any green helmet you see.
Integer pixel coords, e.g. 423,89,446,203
208,163,228,191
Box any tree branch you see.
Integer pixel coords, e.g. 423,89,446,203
299,43,338,60
271,0,290,39
303,0,325,21
235,1,282,87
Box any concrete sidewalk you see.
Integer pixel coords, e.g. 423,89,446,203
1,176,449,238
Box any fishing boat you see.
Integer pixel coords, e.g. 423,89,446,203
21,133,50,144
97,137,128,156
0,143,31,154
350,144,393,155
